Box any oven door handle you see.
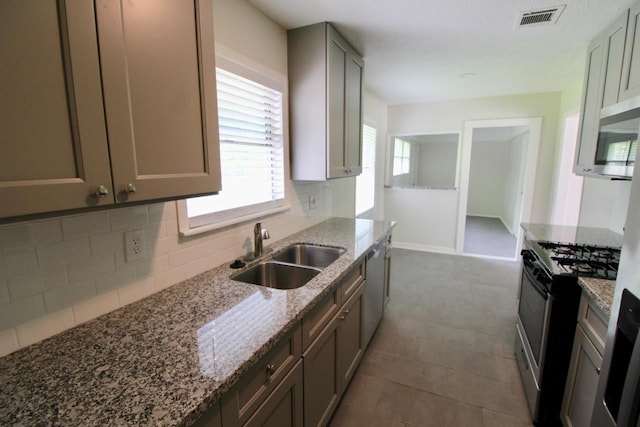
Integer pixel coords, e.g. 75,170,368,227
522,264,549,300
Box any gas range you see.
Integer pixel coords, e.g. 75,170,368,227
529,240,621,280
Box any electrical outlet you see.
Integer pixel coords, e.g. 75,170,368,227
124,229,145,263
309,194,317,210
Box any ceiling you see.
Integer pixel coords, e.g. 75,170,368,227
248,0,633,106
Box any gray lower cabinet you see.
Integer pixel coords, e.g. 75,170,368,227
244,361,304,427
204,260,368,427
561,293,609,427
221,325,302,427
304,281,365,427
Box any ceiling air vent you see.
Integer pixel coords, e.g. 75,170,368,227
516,5,565,27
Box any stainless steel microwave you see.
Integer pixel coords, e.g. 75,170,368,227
596,101,640,179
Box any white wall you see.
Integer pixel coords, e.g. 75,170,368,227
384,188,458,252
503,132,527,234
0,0,367,357
579,178,632,234
416,143,457,188
467,140,509,217
385,92,561,250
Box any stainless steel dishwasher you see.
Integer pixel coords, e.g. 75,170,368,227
363,237,386,348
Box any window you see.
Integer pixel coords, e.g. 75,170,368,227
181,63,286,234
356,124,377,215
392,138,411,176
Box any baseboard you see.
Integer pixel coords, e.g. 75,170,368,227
499,216,516,236
393,242,457,254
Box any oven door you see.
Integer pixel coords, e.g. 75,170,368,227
517,251,553,383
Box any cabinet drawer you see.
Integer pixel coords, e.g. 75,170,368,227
578,292,609,354
340,261,364,303
221,324,302,427
302,289,341,350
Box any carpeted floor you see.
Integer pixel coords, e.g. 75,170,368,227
464,216,517,259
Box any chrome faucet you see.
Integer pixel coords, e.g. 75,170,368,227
254,222,270,257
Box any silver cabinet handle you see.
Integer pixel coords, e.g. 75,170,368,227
95,185,109,198
125,183,136,194
266,363,276,380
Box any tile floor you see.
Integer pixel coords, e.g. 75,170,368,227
464,216,518,259
329,249,534,427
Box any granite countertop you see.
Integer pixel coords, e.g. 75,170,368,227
579,277,616,316
0,217,395,426
521,223,624,247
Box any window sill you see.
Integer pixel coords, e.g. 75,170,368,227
178,205,290,237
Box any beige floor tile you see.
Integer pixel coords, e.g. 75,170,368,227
342,372,385,411
481,408,534,426
444,368,530,419
329,402,402,427
360,349,447,395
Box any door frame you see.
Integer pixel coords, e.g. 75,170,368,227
455,117,542,259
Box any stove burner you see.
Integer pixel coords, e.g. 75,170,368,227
592,250,613,259
571,263,594,274
556,246,573,255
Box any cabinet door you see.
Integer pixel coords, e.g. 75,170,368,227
345,52,364,175
620,2,640,101
245,361,304,427
560,325,603,427
96,0,221,203
0,0,114,218
338,284,364,388
574,34,605,175
303,316,340,427
327,26,348,179
602,12,629,108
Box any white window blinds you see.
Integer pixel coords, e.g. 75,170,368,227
186,68,285,227
356,124,377,215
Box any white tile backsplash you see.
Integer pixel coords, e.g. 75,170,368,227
0,180,335,357
0,329,18,356
30,219,63,245
43,280,96,313
0,249,38,279
67,254,115,283
36,238,91,268
0,224,34,252
61,212,111,239
72,291,120,325
15,308,75,347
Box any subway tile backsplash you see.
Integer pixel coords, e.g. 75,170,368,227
0,181,332,356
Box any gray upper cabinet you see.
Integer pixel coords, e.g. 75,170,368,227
0,1,114,217
620,2,640,101
288,22,364,181
0,0,221,220
574,8,630,176
575,35,605,175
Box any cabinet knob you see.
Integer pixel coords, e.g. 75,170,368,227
95,185,109,198
266,363,276,380
125,183,136,194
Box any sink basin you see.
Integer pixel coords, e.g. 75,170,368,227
271,244,346,269
231,261,321,289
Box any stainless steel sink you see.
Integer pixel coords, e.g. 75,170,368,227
271,244,346,269
231,261,321,289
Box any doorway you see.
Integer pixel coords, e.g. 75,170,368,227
456,118,542,260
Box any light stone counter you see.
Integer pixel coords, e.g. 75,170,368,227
521,223,623,247
579,277,616,316
0,217,395,426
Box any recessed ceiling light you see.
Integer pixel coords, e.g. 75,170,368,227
460,73,477,79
